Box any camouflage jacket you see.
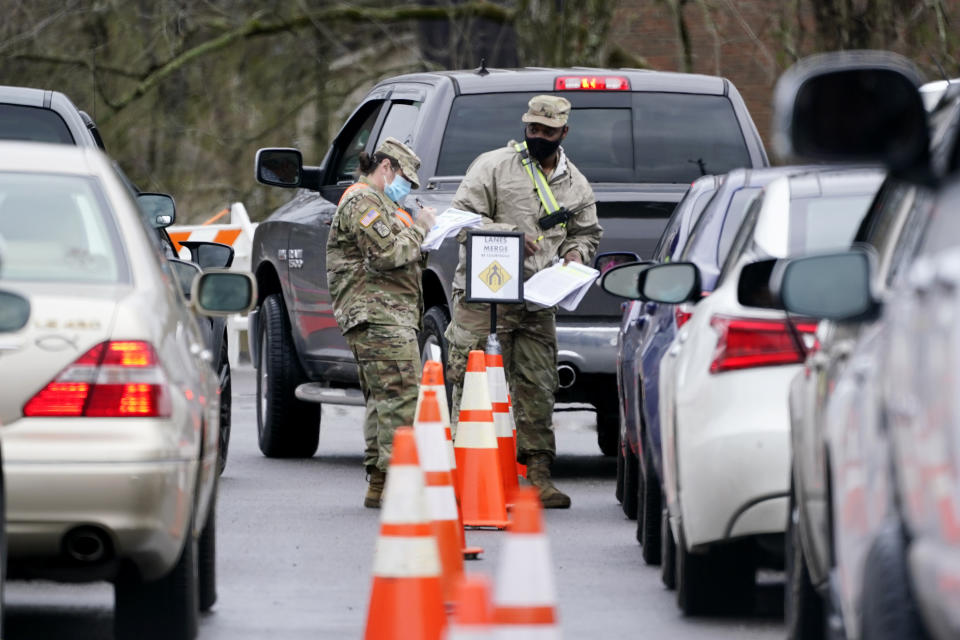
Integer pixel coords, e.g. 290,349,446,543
326,176,431,332
451,143,602,293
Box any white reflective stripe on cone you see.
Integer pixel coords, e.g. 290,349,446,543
372,536,441,577
461,371,492,410
426,485,459,520
446,628,493,640
415,423,451,472
493,413,513,438
454,421,498,449
495,535,556,605
381,465,432,524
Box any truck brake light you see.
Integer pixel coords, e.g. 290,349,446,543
555,76,630,91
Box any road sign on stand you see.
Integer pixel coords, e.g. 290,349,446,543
465,231,524,304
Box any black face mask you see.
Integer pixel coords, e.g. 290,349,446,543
524,134,562,162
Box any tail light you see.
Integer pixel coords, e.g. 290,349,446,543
23,341,172,417
675,304,693,328
709,316,818,374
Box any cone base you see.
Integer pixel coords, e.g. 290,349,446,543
365,576,446,640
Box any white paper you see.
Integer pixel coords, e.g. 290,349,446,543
420,207,484,251
523,261,599,311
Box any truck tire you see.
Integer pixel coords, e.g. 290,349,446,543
418,306,452,398
638,442,662,565
859,521,928,640
785,492,824,640
115,524,199,640
256,294,321,458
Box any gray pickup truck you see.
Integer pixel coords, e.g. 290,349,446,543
248,67,768,457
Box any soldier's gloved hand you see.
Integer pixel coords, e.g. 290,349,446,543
524,234,540,257
562,249,583,266
417,206,437,229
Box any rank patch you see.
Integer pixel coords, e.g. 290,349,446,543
373,220,391,238
359,209,381,227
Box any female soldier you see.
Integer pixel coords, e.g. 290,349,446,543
326,137,436,507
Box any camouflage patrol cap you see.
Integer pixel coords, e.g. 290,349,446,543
377,137,422,189
521,95,571,128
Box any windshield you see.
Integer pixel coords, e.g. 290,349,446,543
0,104,75,145
437,92,751,183
0,173,126,282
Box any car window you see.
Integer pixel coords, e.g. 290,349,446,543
436,92,751,183
717,195,763,284
0,173,126,282
788,193,874,253
652,197,686,261
327,101,385,185
886,189,935,286
716,187,761,264
0,104,75,145
374,101,421,148
674,188,718,260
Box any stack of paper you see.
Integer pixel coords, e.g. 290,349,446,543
523,261,599,311
420,207,484,251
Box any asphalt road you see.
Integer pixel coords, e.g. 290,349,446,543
5,365,785,638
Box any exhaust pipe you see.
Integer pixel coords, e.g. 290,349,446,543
557,364,577,390
63,527,110,563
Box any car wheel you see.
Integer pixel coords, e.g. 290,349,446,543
216,336,231,475
622,445,639,520
660,500,676,590
596,410,619,457
198,487,217,613
785,492,825,640
256,294,321,458
615,439,625,505
638,443,661,565
115,523,199,640
676,531,754,616
859,521,928,640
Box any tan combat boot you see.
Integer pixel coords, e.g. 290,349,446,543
364,466,386,508
525,453,571,509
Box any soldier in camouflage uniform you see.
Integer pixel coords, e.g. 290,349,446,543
326,137,437,508
445,96,602,508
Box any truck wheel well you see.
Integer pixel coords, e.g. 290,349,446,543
422,269,449,317
255,263,282,307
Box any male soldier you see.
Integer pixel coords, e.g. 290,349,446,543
444,96,602,508
327,137,436,507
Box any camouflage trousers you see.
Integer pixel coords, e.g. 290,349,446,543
444,291,558,464
344,323,422,472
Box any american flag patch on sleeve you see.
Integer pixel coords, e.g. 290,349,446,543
359,209,381,227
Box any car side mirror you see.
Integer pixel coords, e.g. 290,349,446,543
772,51,930,180
737,258,782,309
636,262,702,304
599,261,654,299
168,258,201,300
178,241,235,269
594,251,642,276
774,250,876,321
256,148,304,188
192,270,257,317
0,290,30,332
138,193,176,228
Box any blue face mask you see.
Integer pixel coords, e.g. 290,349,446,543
384,173,411,203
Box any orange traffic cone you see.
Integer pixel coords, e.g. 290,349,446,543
492,487,560,638
444,575,494,640
414,390,465,602
485,336,519,502
454,350,509,529
419,361,483,560
365,427,446,640
508,393,527,479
